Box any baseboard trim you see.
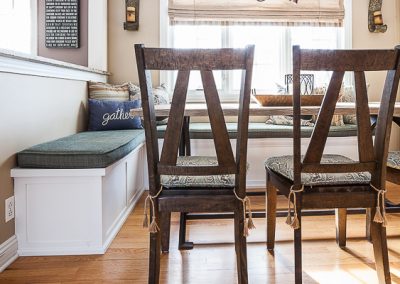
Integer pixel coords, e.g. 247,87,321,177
0,235,18,273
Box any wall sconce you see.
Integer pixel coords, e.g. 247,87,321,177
124,0,139,31
368,0,387,33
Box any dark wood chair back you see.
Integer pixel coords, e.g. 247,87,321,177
135,45,255,196
292,45,400,190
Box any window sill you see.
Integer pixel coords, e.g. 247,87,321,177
0,49,109,82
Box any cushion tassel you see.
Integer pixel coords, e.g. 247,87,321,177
286,191,293,226
371,184,388,227
291,213,300,230
142,186,164,233
246,197,256,231
244,219,250,237
143,212,149,228
286,185,304,230
149,216,160,233
142,196,150,228
233,191,256,237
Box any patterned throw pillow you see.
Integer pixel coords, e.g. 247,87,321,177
88,99,142,131
311,86,345,126
266,115,314,127
88,82,130,101
131,84,170,125
339,86,357,125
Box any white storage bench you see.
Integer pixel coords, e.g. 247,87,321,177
11,130,148,256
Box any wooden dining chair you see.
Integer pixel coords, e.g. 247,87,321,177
135,44,255,284
265,45,400,284
386,118,400,186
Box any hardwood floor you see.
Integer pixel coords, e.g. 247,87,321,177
2,183,400,283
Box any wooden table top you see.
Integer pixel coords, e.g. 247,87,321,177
130,102,400,117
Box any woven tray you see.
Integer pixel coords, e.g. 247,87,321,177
252,94,324,106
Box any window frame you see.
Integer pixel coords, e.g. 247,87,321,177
159,0,353,102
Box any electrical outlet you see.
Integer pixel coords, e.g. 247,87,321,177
5,196,14,222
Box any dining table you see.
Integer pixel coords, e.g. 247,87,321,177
130,101,400,117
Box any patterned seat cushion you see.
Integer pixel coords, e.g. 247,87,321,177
265,154,371,186
387,151,400,170
161,156,240,188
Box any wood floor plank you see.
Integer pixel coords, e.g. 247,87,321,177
1,184,400,283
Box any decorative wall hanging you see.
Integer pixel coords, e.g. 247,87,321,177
368,0,387,33
124,0,140,31
45,0,80,48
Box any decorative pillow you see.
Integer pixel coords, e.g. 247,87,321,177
311,86,345,126
266,115,314,127
88,82,130,101
339,86,357,125
88,99,142,131
132,84,170,125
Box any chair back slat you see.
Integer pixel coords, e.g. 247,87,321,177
303,71,344,164
201,70,236,168
136,44,254,194
160,70,190,165
142,48,248,70
373,67,400,187
293,45,400,188
354,71,375,163
300,49,398,71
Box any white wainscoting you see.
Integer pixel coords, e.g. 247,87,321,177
11,144,147,256
189,136,359,189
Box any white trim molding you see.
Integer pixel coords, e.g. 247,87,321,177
0,235,18,273
88,0,108,71
0,49,108,82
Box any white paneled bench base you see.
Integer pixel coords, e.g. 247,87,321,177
11,144,147,256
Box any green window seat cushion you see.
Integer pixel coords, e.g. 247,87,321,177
161,156,238,188
157,122,358,139
387,151,400,170
17,129,145,169
265,154,371,187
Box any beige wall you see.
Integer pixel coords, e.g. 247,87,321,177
352,0,400,100
108,0,160,84
37,0,89,66
0,73,88,244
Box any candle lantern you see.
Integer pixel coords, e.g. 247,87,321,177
124,0,139,31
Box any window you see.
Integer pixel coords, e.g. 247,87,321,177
0,0,35,54
168,23,344,101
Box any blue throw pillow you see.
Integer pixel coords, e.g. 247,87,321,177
88,99,142,131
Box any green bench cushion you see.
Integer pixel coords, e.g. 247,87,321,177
157,122,358,139
265,154,371,186
17,129,146,169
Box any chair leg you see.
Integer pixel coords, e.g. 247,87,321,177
366,208,372,242
160,212,171,253
148,210,161,284
234,208,248,284
335,208,347,248
178,212,194,250
294,198,302,284
266,172,277,251
370,207,391,284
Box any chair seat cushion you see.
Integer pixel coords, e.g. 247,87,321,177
161,156,238,188
17,129,145,169
387,151,400,170
265,154,371,186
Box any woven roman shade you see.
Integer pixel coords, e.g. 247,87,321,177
169,0,344,26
